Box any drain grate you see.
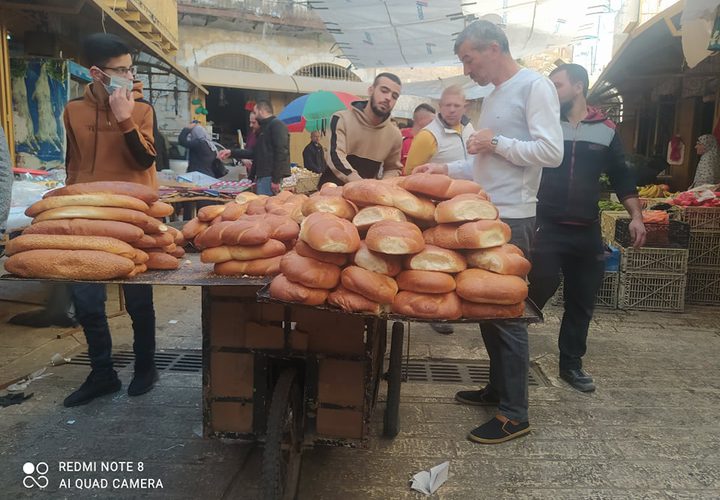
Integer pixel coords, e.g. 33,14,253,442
403,360,544,386
68,349,202,373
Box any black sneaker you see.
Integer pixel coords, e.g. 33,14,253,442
63,370,121,407
430,323,454,334
468,416,530,444
455,386,500,406
559,368,596,393
128,368,159,397
9,310,78,328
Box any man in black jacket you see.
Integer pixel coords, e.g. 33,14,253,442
302,130,328,173
222,100,289,195
529,64,646,392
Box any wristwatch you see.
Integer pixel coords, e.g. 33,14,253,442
490,135,499,148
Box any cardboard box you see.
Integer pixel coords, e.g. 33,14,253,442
318,359,365,408
210,352,254,398
211,401,253,434
290,330,309,351
292,308,366,355
210,301,247,347
316,408,363,439
244,321,285,349
208,285,262,299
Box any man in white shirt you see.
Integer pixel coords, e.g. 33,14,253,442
415,20,563,444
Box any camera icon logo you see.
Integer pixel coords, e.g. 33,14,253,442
23,462,49,489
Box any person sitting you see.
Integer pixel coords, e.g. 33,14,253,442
689,134,720,189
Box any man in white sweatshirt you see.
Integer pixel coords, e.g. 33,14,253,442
415,20,563,444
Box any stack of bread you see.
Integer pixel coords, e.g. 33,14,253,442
5,181,181,280
266,174,531,320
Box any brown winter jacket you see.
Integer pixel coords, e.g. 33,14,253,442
63,81,157,188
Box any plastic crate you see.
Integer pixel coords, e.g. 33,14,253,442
685,266,720,305
551,271,619,309
679,206,720,230
687,229,720,268
618,272,686,312
600,210,629,244
619,246,688,274
615,219,690,248
294,175,321,194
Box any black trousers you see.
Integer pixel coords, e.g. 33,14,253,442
528,220,605,371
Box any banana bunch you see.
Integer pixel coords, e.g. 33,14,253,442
638,184,668,198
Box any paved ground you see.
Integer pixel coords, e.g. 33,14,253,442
1,283,719,499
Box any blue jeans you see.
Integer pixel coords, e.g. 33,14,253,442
255,176,274,196
480,217,535,422
71,284,156,374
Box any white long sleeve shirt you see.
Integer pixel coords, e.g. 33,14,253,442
448,68,563,219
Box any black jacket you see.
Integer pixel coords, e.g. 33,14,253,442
231,115,289,183
178,127,217,178
302,141,327,173
537,107,638,224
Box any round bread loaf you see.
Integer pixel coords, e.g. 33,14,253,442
365,220,425,255
301,195,357,220
327,285,382,315
353,242,403,277
299,212,360,253
352,205,407,232
280,251,341,289
445,179,484,198
342,179,396,207
455,268,528,305
461,300,524,319
404,245,467,273
6,234,138,260
25,194,149,217
396,270,456,294
423,220,511,249
434,194,498,223
213,255,282,276
340,265,398,304
390,187,436,221
146,201,174,218
5,249,135,280
22,219,144,243
391,291,462,319
200,239,286,263
221,201,249,221
134,231,175,249
269,274,328,306
465,245,531,277
181,217,209,240
197,204,228,222
146,252,180,270
294,240,348,266
400,173,453,199
44,181,158,204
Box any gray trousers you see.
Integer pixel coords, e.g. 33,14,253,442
480,216,535,422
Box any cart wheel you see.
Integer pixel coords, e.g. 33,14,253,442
384,321,404,438
262,367,303,500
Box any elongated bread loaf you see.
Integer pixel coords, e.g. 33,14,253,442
22,219,144,243
391,291,462,320
423,220,510,250
342,179,396,207
181,217,209,240
197,204,227,222
461,301,524,319
340,266,398,304
404,245,467,273
133,249,149,264
352,205,407,232
353,241,403,277
465,244,531,277
5,249,135,280
327,285,382,315
134,232,175,249
280,251,341,289
401,173,484,200
32,206,164,233
365,220,425,255
299,212,360,253
44,181,158,204
294,240,348,266
390,187,436,221
434,194,498,223
6,234,137,260
269,274,328,306
145,252,180,270
200,239,286,263
301,195,357,220
213,255,282,276
455,268,528,305
146,201,174,218
220,201,248,221
396,270,456,294
26,194,149,217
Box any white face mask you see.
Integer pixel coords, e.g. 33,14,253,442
98,69,133,95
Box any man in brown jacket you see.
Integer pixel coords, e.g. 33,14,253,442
63,33,159,407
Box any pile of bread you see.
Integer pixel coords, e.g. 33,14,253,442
183,191,303,276
5,181,185,280
267,173,531,320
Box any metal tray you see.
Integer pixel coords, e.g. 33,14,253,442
256,283,543,324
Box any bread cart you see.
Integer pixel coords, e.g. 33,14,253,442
2,254,543,500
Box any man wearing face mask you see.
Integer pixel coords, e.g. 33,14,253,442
319,72,403,186
61,33,159,407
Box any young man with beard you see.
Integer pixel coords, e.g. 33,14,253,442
528,63,645,392
61,33,159,407
319,72,403,186
415,20,563,444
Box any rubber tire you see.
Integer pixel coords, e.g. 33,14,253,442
262,368,303,500
383,321,404,438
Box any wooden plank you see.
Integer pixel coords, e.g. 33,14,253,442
130,22,153,33
119,11,141,22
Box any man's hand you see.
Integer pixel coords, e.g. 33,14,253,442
412,163,448,175
346,171,363,182
467,128,495,155
628,217,646,249
217,149,231,161
108,87,134,123
271,182,281,194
